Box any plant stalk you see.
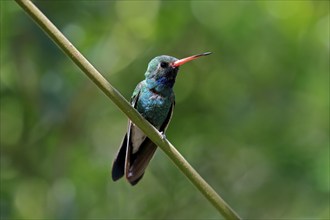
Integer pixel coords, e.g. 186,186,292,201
14,0,241,219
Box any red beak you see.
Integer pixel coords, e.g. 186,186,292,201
172,52,212,67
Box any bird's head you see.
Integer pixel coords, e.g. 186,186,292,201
145,52,212,92
145,55,179,90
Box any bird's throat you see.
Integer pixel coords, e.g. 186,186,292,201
146,78,174,97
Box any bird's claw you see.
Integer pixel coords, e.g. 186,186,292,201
160,131,166,140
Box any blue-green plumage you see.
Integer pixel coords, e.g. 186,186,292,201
111,52,211,185
137,80,174,127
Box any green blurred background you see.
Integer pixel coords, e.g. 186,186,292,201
1,1,329,219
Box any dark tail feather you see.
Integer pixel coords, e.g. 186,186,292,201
111,134,128,181
126,138,157,185
129,173,145,186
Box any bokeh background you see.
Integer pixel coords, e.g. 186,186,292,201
1,1,329,219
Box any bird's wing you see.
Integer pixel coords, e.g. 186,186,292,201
112,81,175,185
111,82,143,181
126,101,175,185
160,100,175,132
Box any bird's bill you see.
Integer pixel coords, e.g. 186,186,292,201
172,52,212,67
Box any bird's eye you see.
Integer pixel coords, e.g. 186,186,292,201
160,62,168,68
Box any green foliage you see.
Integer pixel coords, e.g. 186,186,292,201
1,0,329,219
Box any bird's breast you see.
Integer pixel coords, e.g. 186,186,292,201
137,90,172,127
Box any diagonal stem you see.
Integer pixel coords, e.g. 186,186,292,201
14,0,241,219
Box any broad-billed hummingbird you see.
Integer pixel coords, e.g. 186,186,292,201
111,52,212,185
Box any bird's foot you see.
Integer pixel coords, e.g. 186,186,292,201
160,131,166,140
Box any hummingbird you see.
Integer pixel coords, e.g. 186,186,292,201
111,52,212,185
